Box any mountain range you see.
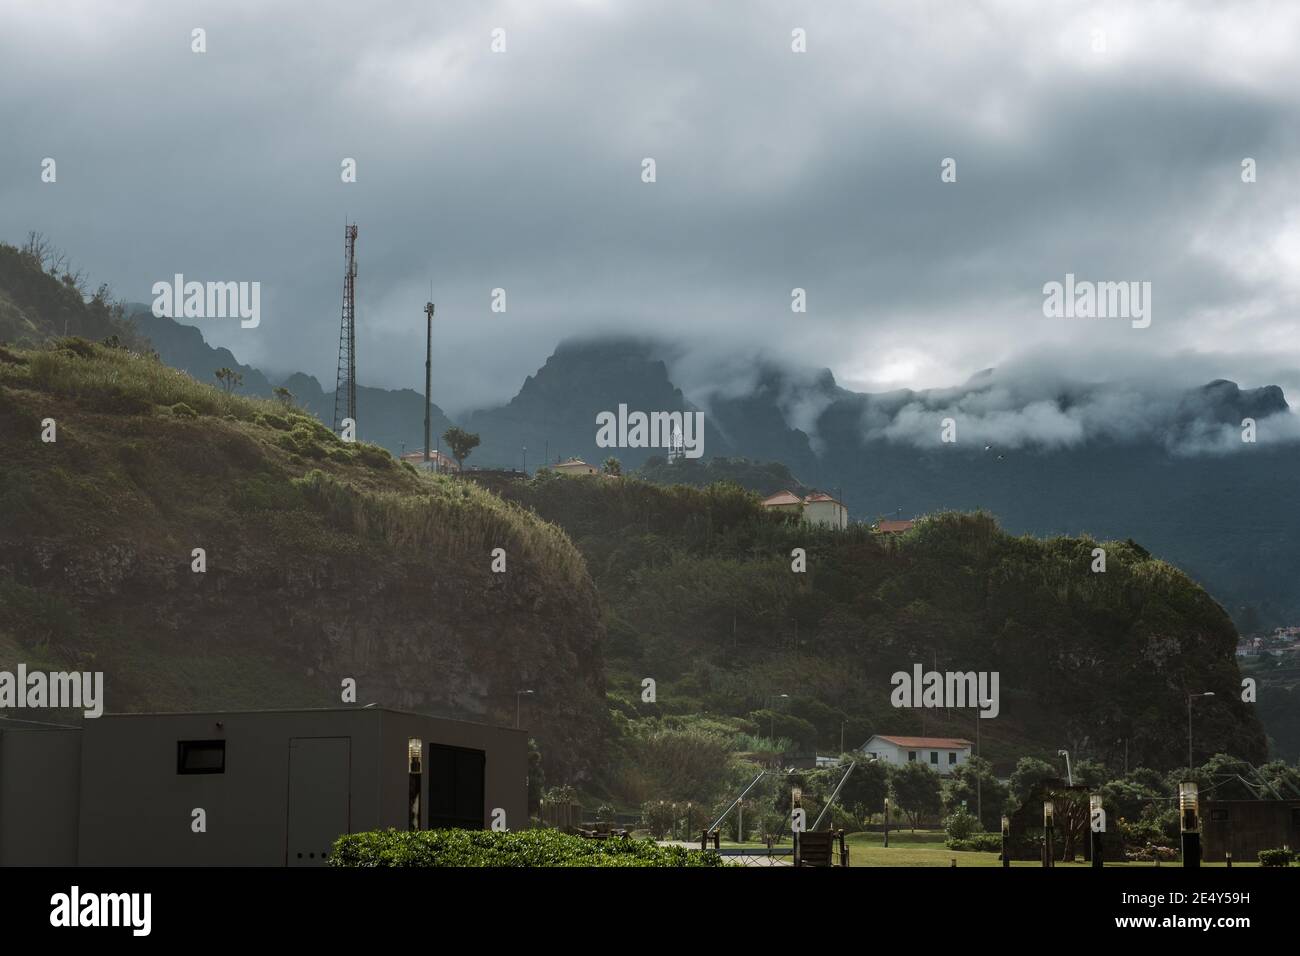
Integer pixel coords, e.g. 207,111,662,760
126,308,1300,631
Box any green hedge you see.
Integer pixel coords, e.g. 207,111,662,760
329,828,728,867
1258,848,1294,867
946,832,1003,852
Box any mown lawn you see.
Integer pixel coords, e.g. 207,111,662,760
843,830,1253,867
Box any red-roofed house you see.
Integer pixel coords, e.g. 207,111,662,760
760,490,847,530
875,519,915,534
760,490,803,511
802,492,847,530
859,734,973,774
553,458,598,477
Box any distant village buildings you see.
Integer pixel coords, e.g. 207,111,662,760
1237,628,1300,658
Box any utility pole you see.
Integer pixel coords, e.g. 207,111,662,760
1187,692,1215,771
423,300,434,465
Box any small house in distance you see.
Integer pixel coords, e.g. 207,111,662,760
760,490,848,530
874,518,915,534
802,492,848,530
553,458,598,476
399,449,461,474
760,489,803,514
859,734,973,775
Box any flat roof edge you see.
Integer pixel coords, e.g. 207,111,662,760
88,706,527,733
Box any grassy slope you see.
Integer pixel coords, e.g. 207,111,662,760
0,339,606,777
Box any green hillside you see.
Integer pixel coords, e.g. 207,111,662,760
0,240,144,348
488,472,1267,805
0,337,608,780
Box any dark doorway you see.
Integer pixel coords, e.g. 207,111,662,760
286,736,351,866
427,744,485,830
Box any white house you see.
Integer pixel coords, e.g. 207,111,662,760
553,458,598,476
858,735,973,775
759,490,848,530
802,493,847,530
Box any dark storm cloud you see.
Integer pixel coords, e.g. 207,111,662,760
2,0,1298,420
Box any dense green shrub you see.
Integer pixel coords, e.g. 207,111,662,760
1258,848,1294,867
947,833,1003,852
943,807,979,843
329,828,728,867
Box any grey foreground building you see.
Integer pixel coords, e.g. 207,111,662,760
0,707,527,866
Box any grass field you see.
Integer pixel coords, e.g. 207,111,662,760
840,830,1254,867
702,830,1256,867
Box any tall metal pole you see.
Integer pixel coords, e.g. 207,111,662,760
1187,692,1214,771
333,223,358,434
424,301,434,465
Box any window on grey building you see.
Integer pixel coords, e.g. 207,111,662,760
908,751,916,762
177,739,225,774
948,752,957,765
930,751,938,764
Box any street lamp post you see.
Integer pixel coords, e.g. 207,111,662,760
1187,692,1215,771
1180,782,1201,868
1090,794,1105,868
1058,749,1072,786
1043,801,1055,868
515,689,534,729
767,693,788,741
883,798,890,848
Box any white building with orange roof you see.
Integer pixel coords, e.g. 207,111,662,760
553,458,598,476
760,490,847,529
859,734,973,775
802,492,847,530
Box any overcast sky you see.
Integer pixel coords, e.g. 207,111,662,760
3,0,1299,415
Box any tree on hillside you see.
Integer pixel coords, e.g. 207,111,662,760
835,757,889,827
603,456,622,476
1008,757,1057,807
941,756,1008,832
272,386,294,407
442,426,480,471
214,367,243,393
890,761,942,830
